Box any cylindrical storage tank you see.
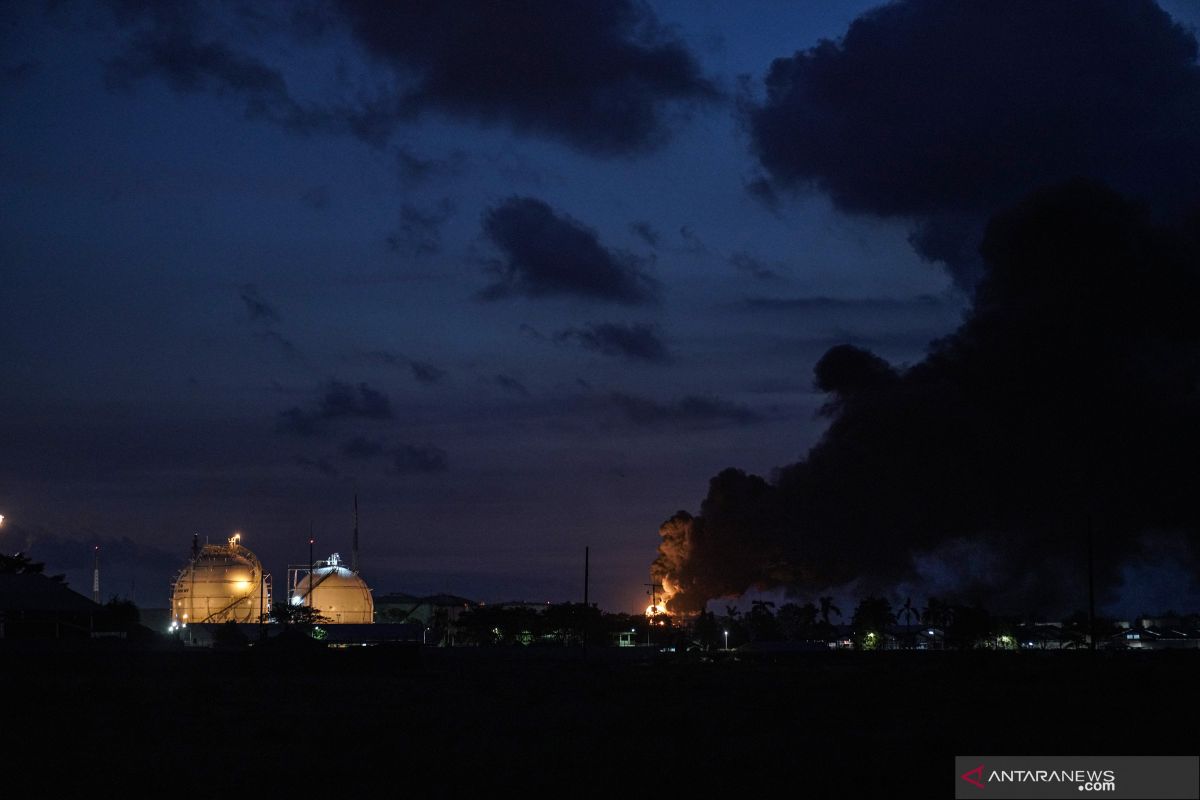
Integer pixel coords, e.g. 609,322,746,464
171,538,269,625
292,557,373,623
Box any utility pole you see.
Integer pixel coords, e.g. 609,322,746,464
308,524,315,613
352,493,360,575
92,545,100,604
1087,515,1096,653
583,546,589,607
644,580,663,647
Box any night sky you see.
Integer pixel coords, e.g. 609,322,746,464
3,0,1200,615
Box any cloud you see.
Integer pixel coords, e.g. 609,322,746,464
480,197,658,304
395,145,467,185
103,1,717,155
408,360,446,385
748,0,1200,286
630,221,660,248
334,0,719,155
392,443,448,474
318,380,393,420
741,294,946,312
678,225,707,255
555,322,672,364
387,199,455,257
362,351,447,385
652,182,1200,614
239,284,279,323
744,176,783,216
340,435,386,459
278,379,394,435
729,252,784,282
610,393,762,428
493,374,529,397
106,26,319,133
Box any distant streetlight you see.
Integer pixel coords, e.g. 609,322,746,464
0,513,5,527
724,630,729,651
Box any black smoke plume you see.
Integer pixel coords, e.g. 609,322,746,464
654,182,1200,614
748,0,1200,286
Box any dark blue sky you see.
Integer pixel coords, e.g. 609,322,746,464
3,1,1198,615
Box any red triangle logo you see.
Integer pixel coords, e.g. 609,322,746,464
961,764,985,788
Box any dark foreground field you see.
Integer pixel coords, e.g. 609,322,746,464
2,644,1195,795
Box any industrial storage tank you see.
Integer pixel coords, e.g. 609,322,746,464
290,553,374,623
170,534,271,626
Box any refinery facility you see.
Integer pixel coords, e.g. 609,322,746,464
167,496,378,641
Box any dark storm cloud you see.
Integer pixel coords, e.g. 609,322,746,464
102,2,393,144
748,0,1200,286
610,393,762,428
480,197,659,304
392,443,448,474
630,221,660,248
239,284,279,323
387,199,455,258
653,183,1200,614
729,252,783,282
278,379,394,435
103,1,716,154
554,322,672,364
334,0,719,155
340,435,386,459
493,374,530,397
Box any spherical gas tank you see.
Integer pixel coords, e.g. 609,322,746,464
292,555,373,623
171,539,268,625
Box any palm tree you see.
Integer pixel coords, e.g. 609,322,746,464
897,597,919,649
819,596,841,625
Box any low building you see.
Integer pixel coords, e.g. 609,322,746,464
0,573,100,639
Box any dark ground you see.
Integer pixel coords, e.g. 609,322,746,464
1,644,1194,795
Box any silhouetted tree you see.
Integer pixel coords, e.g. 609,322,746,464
0,552,65,582
777,602,818,640
946,604,992,650
851,596,894,650
272,601,330,626
819,596,841,625
103,597,140,628
748,600,779,641
691,610,719,650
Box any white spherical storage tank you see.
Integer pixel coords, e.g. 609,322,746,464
171,535,270,626
291,553,374,623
